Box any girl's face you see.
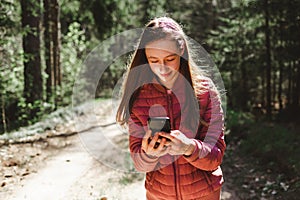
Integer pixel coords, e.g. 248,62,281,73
145,39,183,88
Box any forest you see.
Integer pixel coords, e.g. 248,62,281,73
0,0,299,198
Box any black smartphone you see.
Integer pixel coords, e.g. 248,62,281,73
147,116,171,134
147,117,171,148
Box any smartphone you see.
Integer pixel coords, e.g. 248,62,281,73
147,116,171,134
147,117,171,147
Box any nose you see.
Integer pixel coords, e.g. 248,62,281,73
159,64,169,73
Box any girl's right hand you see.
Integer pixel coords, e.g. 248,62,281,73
142,130,169,158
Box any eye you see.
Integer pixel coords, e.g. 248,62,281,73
148,58,159,63
166,58,175,62
166,57,176,62
149,60,158,63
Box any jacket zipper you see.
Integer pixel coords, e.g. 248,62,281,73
166,89,174,129
173,159,183,200
166,89,182,200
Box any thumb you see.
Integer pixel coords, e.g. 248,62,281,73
144,129,152,138
142,130,152,151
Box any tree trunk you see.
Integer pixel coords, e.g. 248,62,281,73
295,27,300,107
292,61,299,106
278,60,283,110
51,0,61,105
296,62,300,107
272,65,277,110
261,66,266,108
21,0,43,110
264,0,272,119
44,0,61,106
44,0,54,102
278,27,283,110
287,62,292,105
1,94,7,133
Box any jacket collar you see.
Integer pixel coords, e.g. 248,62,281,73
151,73,186,94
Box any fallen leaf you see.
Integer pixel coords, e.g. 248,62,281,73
4,174,13,178
2,160,18,167
280,182,289,191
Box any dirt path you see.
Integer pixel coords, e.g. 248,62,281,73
8,135,94,200
1,124,147,200
1,121,237,200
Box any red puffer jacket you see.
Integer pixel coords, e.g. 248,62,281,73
128,75,226,200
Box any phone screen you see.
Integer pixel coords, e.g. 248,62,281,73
147,117,171,147
147,117,171,133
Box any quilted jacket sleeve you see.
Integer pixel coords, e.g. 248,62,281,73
183,80,226,171
128,112,160,172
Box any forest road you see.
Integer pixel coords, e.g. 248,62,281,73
2,122,237,200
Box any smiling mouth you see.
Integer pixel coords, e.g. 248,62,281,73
160,72,172,77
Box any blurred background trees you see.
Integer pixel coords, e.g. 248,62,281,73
0,0,299,132
1,0,299,196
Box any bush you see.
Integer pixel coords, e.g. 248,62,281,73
224,109,255,143
240,123,300,177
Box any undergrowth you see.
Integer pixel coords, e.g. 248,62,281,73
226,109,300,195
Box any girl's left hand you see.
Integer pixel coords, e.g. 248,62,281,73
159,130,195,156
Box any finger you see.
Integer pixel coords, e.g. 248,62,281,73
156,138,162,144
148,133,159,149
156,138,167,151
160,137,167,146
163,140,172,147
159,132,175,141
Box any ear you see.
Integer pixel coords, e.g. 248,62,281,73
180,46,185,56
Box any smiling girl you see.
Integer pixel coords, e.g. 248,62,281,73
116,16,226,200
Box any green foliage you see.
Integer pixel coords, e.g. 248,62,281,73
0,0,20,29
207,0,300,112
95,54,128,98
226,109,255,131
140,0,167,24
60,0,83,34
239,123,300,177
0,0,24,133
60,22,89,105
17,98,48,127
207,2,265,111
224,109,256,148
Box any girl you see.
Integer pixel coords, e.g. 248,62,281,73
116,16,226,200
